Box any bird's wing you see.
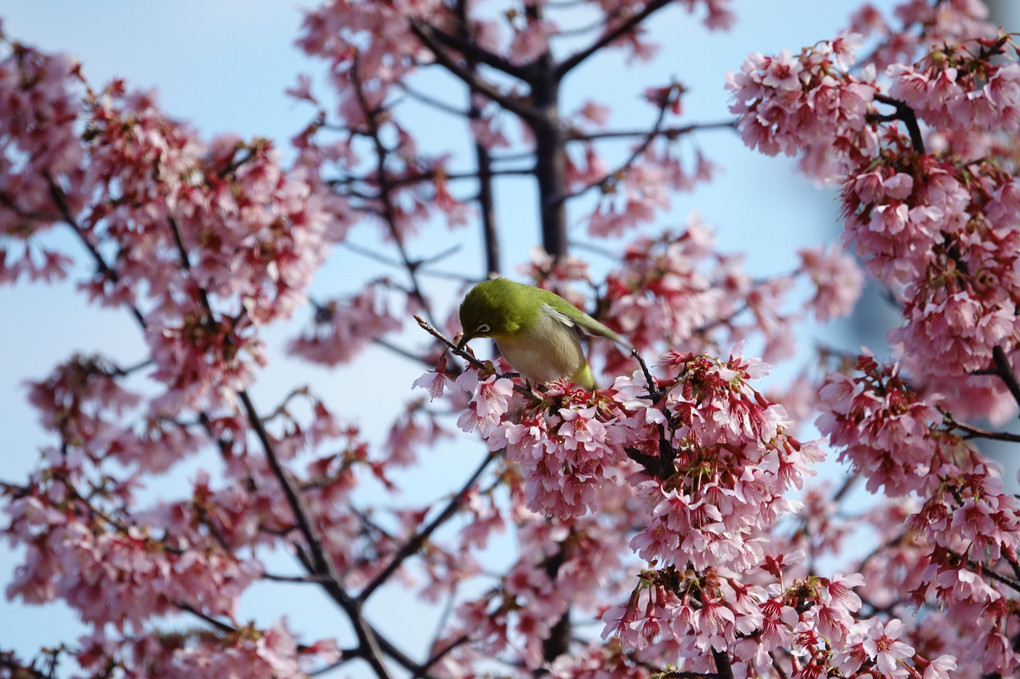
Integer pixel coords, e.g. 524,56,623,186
541,298,632,350
541,303,587,344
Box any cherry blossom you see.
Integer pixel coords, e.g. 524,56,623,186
288,285,402,367
796,244,864,322
726,34,879,182
6,2,1020,679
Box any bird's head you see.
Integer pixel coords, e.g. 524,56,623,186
457,278,521,349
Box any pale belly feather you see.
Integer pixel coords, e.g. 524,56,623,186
493,307,586,384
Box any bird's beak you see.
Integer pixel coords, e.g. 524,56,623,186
456,334,471,351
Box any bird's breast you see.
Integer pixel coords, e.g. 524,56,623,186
493,310,586,384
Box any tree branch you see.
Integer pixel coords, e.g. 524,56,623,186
409,17,530,80
175,600,238,635
238,389,394,679
408,18,543,125
991,345,1020,412
942,410,1020,443
567,119,735,142
350,54,439,329
358,449,495,602
555,0,673,79
556,83,683,206
417,634,470,678
46,134,418,679
0,650,57,679
396,81,470,116
414,314,487,372
455,0,502,276
870,93,925,154
167,215,214,312
47,176,147,329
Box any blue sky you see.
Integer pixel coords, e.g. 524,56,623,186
5,0,1016,672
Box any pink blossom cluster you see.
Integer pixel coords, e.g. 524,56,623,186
888,39,1020,133
602,220,738,354
732,17,1020,422
726,34,878,181
25,355,140,462
602,568,773,668
295,4,476,242
840,156,968,285
586,146,716,238
5,494,262,631
296,1,431,128
850,0,998,73
817,353,942,496
629,351,821,573
546,640,652,679
6,352,394,672
383,398,454,467
599,553,932,676
441,514,629,671
796,244,865,322
439,345,836,668
23,354,215,477
288,285,403,366
474,375,631,520
431,328,974,677
599,218,860,372
842,153,1020,393
0,40,84,282
206,404,414,589
75,620,339,679
66,84,337,412
818,354,1020,676
9,1,1020,678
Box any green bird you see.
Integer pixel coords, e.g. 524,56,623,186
457,278,632,390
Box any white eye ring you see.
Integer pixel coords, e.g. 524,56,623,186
476,323,490,334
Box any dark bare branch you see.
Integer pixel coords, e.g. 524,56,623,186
357,449,496,602
555,0,673,79
408,18,543,125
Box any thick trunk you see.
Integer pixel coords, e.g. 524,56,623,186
531,56,568,259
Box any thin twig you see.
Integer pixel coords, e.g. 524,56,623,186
631,347,661,401
555,0,673,78
408,18,542,125
396,81,470,116
167,215,213,311
831,474,860,503
350,55,438,328
942,410,1020,443
955,551,1020,593
417,634,470,677
407,17,530,80
567,119,735,142
555,83,680,205
414,314,486,371
46,176,147,328
422,586,462,675
261,572,333,583
175,601,237,635
358,450,496,602
0,652,54,679
309,651,359,677
238,389,395,679
0,187,61,221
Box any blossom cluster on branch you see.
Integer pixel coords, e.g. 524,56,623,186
3,1,1020,679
